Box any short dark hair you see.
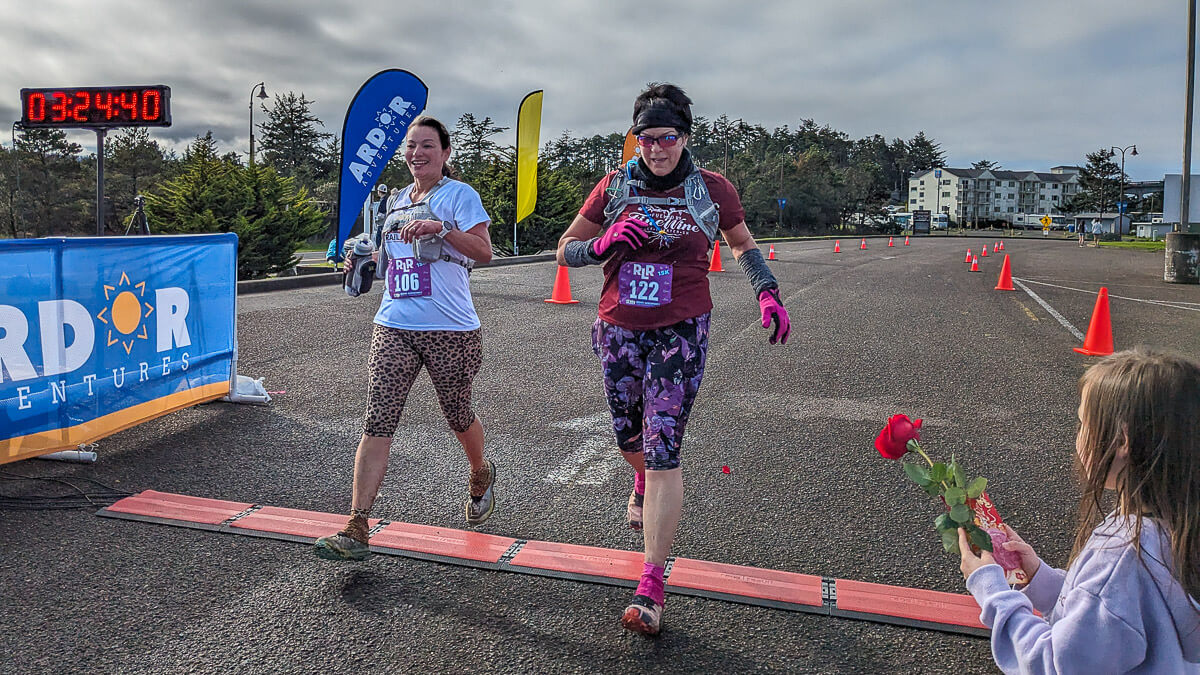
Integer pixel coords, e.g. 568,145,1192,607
632,83,693,134
407,115,457,178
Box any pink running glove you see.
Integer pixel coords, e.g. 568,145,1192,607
758,288,790,345
592,218,649,257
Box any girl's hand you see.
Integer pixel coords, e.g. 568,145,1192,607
999,523,1041,581
959,528,996,580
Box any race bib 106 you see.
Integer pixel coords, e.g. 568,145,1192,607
618,262,673,308
387,257,432,299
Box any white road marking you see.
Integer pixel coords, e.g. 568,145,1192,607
1013,279,1085,342
544,413,624,485
1013,277,1200,312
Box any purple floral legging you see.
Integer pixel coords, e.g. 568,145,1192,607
591,313,710,470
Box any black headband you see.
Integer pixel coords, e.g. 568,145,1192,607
632,100,690,135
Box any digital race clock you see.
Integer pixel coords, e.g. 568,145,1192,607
19,85,172,128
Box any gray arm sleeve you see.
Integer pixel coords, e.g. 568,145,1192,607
736,247,779,297
563,238,605,267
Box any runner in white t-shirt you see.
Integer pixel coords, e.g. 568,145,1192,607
315,117,497,563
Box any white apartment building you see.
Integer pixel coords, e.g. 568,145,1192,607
908,166,1082,225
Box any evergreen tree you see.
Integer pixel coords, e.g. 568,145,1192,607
147,134,324,278
105,128,170,231
257,92,333,187
971,159,1001,170
905,132,947,172
1061,149,1124,215
14,128,89,236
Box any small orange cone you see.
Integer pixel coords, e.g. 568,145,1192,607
860,238,867,250
888,237,895,247
998,241,1004,251
709,239,724,272
767,244,776,260
994,254,1014,291
981,244,989,258
904,236,910,246
1074,287,1115,356
964,249,973,263
544,265,580,304
970,256,980,272
834,240,841,253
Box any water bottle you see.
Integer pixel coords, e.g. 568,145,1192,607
344,236,377,297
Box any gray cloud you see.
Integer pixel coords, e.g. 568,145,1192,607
0,0,1187,179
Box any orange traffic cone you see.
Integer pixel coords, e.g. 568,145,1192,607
970,256,980,272
888,237,895,247
544,265,580,304
998,241,1004,251
768,244,776,260
860,238,867,250
994,254,1014,291
1074,287,1115,356
981,244,989,258
964,249,973,263
709,239,724,272
834,240,841,253
904,236,910,246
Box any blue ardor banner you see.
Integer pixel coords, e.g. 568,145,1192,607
336,69,429,248
0,234,237,463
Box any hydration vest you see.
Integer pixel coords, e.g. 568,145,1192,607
601,160,720,244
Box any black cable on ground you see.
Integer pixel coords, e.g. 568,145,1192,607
0,469,133,510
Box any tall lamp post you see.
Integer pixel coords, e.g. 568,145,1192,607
248,82,268,165
1109,144,1137,234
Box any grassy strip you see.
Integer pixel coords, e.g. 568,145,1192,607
1097,240,1166,251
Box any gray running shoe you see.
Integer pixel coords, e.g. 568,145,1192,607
466,460,496,526
313,519,371,561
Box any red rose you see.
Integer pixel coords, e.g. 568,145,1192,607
874,414,923,460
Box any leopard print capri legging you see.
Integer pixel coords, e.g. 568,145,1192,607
363,324,482,437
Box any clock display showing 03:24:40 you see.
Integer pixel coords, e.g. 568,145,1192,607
19,85,172,128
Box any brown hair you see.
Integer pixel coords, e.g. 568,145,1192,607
407,115,457,179
1072,347,1200,599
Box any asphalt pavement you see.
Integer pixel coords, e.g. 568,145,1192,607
2,236,1198,674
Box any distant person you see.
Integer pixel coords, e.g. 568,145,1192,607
556,82,790,635
1091,218,1102,246
325,238,344,268
1077,222,1086,247
371,183,389,248
957,347,1200,673
314,116,497,563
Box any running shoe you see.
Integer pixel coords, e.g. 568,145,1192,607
621,595,663,635
466,460,496,526
313,520,371,562
627,489,644,531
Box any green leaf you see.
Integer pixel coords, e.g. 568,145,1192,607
967,476,988,499
950,504,973,525
968,526,993,552
922,483,943,497
944,487,966,506
952,462,967,489
934,513,956,532
929,462,947,484
942,529,960,554
902,461,931,487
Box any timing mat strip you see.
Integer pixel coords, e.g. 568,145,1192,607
97,490,988,637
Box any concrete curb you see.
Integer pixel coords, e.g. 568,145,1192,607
237,253,559,295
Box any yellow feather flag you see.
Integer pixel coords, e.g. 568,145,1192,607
515,90,543,225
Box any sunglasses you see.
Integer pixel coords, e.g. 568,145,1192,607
635,133,682,149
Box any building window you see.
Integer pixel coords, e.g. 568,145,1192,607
1008,207,1014,212
942,191,950,198
911,186,917,192
1008,193,1015,199
919,192,925,198
1009,181,1015,187
910,198,917,204
1052,195,1059,202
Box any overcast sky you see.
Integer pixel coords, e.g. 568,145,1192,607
0,0,1189,181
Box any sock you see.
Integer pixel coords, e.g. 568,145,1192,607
636,563,666,605
634,471,646,496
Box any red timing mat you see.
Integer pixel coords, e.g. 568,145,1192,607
98,491,990,637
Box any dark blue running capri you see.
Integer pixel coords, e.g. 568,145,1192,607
591,313,709,471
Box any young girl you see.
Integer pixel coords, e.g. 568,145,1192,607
959,347,1200,673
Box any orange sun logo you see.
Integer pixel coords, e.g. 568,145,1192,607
95,271,155,354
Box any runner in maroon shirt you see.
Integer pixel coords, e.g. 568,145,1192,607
557,83,790,635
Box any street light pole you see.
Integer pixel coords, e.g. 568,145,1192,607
249,82,268,165
1109,144,1137,234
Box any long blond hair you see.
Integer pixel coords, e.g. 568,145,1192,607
1072,347,1200,599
